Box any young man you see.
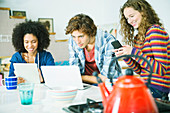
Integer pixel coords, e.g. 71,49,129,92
65,14,121,84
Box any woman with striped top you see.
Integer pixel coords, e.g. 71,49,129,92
114,0,170,100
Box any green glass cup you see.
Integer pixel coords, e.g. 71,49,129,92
18,83,34,105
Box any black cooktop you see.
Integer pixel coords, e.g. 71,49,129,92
63,98,170,113
63,98,103,113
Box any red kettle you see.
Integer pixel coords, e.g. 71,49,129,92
94,54,158,113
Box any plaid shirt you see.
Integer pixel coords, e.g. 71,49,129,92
68,29,122,78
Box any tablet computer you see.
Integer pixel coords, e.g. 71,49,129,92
13,63,40,84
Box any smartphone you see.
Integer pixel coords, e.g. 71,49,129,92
111,40,122,49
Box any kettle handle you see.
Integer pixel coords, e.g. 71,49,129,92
108,54,153,88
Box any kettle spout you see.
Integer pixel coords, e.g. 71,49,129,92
93,72,111,108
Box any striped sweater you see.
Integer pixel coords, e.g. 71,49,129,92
124,24,170,93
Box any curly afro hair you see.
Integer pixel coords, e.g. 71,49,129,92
12,20,50,52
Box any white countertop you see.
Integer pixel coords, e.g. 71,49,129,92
0,84,102,113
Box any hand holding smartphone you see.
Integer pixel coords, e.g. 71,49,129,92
111,40,122,49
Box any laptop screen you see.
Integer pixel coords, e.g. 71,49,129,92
41,66,84,89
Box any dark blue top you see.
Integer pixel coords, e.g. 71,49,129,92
9,50,55,83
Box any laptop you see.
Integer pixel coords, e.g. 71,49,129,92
41,66,84,89
13,63,40,83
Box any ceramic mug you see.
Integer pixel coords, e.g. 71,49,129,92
0,74,2,86
1,76,17,90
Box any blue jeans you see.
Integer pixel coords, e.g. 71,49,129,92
149,87,169,100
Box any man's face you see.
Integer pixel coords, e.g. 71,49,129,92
71,30,90,48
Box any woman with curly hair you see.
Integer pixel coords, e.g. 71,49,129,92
9,21,55,83
114,0,170,100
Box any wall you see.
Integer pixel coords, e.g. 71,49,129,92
0,8,69,61
0,0,170,61
0,0,169,39
0,0,124,40
0,9,25,57
48,35,69,61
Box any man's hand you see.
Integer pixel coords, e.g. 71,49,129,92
81,74,107,84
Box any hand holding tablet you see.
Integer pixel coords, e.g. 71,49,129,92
13,63,40,84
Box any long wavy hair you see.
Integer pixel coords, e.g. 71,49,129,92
65,13,97,37
120,0,162,45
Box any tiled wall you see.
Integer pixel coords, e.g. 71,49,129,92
47,35,69,62
0,9,25,57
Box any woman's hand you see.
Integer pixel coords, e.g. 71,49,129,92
17,77,25,84
113,45,133,57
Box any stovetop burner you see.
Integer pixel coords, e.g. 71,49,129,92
63,98,103,113
63,98,170,113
